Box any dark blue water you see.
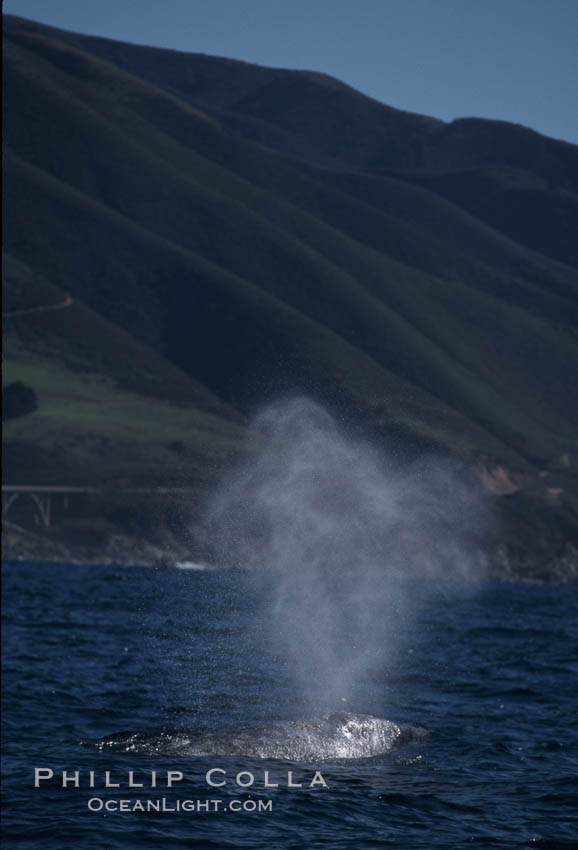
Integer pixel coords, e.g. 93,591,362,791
2,562,578,849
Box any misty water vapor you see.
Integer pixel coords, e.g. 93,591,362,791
207,398,486,710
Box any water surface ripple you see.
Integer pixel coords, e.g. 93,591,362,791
2,563,578,849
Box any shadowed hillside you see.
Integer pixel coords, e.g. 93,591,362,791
3,15,578,578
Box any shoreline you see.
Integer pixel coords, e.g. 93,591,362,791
3,526,577,585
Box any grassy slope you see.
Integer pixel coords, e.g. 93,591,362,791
3,255,243,414
3,258,245,486
2,357,244,486
3,17,578,567
4,28,577,456
7,15,576,272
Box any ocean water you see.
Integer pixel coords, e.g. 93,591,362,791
2,561,577,849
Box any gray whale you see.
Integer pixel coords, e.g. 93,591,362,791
97,712,425,761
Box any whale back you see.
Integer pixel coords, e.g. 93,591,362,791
96,712,424,761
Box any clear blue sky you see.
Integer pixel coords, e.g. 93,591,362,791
4,0,577,144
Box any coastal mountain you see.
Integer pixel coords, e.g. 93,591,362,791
3,15,578,577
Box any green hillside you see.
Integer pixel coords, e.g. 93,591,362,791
3,257,245,486
2,15,578,576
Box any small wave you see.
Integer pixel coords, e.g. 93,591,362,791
95,712,426,761
174,561,214,571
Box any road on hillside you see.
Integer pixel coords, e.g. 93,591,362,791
2,294,74,318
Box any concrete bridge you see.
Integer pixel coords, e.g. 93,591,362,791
1,485,191,529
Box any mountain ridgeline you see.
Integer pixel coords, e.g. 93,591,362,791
3,15,578,578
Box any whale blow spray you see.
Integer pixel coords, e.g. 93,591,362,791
208,398,486,711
